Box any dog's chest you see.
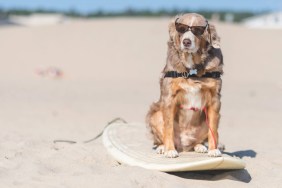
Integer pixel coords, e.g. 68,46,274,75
182,85,203,110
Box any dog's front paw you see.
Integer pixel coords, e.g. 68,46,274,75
208,149,222,157
156,145,165,154
164,150,179,158
194,144,208,153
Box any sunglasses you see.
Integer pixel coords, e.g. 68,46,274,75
175,18,208,36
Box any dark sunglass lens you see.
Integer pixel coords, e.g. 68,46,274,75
191,27,206,36
176,24,187,33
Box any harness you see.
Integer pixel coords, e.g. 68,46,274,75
164,70,221,79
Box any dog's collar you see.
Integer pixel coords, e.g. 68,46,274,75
164,70,221,79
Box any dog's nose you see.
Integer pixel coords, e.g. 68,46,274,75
183,39,191,47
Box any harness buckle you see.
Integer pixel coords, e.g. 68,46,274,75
182,72,189,78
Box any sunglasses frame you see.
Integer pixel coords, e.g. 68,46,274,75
175,18,208,35
175,18,212,45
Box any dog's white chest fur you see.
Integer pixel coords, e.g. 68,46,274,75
183,85,202,110
183,55,194,69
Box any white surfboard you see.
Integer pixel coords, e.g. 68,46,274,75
102,122,246,172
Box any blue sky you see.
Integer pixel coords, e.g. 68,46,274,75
0,0,281,13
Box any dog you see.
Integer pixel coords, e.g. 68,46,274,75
146,13,223,158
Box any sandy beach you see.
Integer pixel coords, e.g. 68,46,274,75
0,18,281,187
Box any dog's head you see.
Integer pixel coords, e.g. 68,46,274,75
168,13,220,53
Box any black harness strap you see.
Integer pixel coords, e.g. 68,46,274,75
164,71,221,79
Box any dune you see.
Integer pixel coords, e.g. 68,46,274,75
0,18,281,187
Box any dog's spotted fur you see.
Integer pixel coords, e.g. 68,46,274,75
146,13,223,158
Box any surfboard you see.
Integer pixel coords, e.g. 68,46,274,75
102,122,246,172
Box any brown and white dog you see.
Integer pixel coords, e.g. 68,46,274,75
146,13,223,158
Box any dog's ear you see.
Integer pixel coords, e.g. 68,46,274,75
168,16,180,48
208,23,221,49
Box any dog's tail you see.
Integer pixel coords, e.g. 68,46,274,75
146,102,161,125
146,102,163,145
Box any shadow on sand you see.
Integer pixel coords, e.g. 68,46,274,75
169,169,251,183
224,149,257,158
168,150,256,183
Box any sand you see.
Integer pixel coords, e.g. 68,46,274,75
0,18,281,187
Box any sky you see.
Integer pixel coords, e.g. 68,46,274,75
0,0,281,13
